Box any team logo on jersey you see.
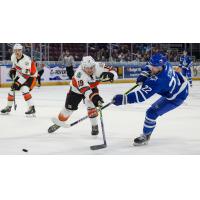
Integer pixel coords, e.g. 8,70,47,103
77,72,82,78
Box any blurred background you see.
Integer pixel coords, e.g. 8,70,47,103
0,43,200,62
1,43,200,87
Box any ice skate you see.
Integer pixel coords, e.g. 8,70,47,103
48,124,60,133
133,134,151,146
25,106,36,117
1,106,12,115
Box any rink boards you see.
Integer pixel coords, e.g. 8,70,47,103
1,62,200,87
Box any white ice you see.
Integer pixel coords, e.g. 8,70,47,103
0,82,200,154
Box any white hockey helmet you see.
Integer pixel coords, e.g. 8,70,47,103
13,43,23,50
81,56,96,69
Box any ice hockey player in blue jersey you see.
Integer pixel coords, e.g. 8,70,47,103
112,53,189,146
179,50,193,87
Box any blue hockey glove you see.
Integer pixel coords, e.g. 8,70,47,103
112,94,127,106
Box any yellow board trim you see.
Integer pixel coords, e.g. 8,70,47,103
0,78,200,88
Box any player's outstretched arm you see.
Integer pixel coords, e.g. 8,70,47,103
112,80,159,106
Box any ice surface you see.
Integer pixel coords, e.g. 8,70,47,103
0,82,199,154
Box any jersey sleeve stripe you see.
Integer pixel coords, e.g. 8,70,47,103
135,91,139,103
138,90,147,101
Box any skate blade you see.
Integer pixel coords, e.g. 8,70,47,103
133,141,149,146
91,133,99,136
26,114,36,118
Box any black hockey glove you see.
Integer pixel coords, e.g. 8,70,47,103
11,81,21,91
90,93,104,107
100,72,114,82
9,68,16,80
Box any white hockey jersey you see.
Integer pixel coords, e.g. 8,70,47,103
70,62,118,100
11,53,37,84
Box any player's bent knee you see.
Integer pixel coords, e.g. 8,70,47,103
58,113,69,122
58,108,73,122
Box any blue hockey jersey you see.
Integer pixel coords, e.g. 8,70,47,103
127,62,189,103
179,55,192,69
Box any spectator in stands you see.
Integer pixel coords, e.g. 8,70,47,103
59,50,75,79
97,47,109,61
110,48,118,62
5,48,12,60
133,51,142,62
118,52,126,62
74,53,80,61
33,47,41,61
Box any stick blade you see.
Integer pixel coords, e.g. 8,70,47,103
90,144,107,150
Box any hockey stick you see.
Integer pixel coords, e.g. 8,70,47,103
68,83,139,127
50,102,112,132
90,104,107,150
13,89,17,110
90,84,139,150
67,101,112,127
49,84,139,132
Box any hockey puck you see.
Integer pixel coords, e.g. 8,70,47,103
22,149,28,152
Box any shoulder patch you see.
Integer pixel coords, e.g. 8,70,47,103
76,72,82,78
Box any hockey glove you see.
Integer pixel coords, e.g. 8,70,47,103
112,94,127,106
9,68,16,80
11,81,21,91
100,72,114,82
90,93,104,107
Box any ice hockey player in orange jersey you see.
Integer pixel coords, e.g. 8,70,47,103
1,44,37,116
48,56,118,134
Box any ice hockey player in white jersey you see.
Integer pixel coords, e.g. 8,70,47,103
48,56,118,134
1,44,37,116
